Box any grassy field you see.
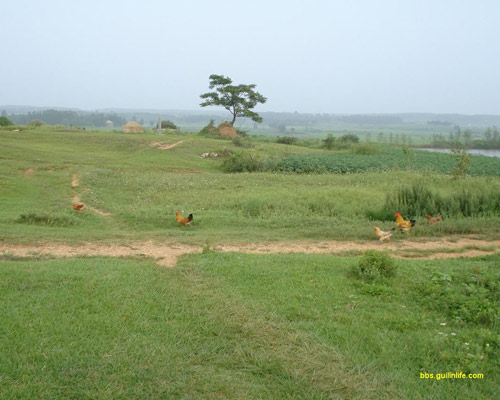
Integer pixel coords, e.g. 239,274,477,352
0,253,498,399
1,126,499,398
1,126,500,244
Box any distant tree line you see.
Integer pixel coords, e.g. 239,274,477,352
428,126,500,149
336,115,403,124
7,109,126,127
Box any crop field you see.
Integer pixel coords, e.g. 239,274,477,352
273,147,500,176
0,125,499,399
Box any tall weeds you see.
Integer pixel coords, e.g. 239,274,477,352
384,182,500,217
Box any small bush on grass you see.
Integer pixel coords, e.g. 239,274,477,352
221,152,263,173
0,116,13,126
277,136,298,145
351,250,396,281
322,134,335,150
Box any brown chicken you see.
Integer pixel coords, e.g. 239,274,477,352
395,212,415,232
373,226,396,241
175,211,193,226
72,203,84,212
425,213,442,224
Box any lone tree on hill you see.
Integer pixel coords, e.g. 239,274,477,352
200,74,267,126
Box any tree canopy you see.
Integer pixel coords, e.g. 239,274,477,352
0,116,13,126
200,74,267,126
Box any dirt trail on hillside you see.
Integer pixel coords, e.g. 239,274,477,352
150,140,184,150
71,174,111,216
1,238,499,267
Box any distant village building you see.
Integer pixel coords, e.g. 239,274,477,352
105,120,114,127
122,121,144,133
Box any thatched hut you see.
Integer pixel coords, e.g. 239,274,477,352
122,121,144,133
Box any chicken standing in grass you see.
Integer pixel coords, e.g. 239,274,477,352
425,213,442,224
72,203,84,212
395,212,415,232
175,211,193,226
373,226,396,241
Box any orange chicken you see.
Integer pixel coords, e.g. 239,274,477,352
175,211,193,226
395,212,415,232
425,213,442,224
72,203,84,212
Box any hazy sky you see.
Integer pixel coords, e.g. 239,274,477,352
2,0,499,114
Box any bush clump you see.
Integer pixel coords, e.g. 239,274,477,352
0,116,13,126
322,134,335,149
158,120,178,130
351,250,396,281
276,136,298,145
221,152,263,172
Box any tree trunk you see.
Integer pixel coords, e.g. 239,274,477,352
231,107,236,126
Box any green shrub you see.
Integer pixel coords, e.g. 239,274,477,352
351,250,396,281
276,136,298,145
322,134,335,150
451,141,471,179
339,134,360,143
221,152,263,173
0,116,13,126
159,120,178,130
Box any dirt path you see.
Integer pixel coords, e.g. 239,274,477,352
71,174,111,216
150,140,184,150
1,238,499,267
71,173,79,188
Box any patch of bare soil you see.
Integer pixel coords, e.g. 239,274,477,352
71,175,111,216
1,238,499,267
150,140,184,150
217,238,500,259
71,173,79,188
25,168,34,175
0,241,199,267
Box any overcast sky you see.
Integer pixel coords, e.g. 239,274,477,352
1,0,499,114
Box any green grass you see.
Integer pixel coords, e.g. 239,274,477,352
1,253,498,399
1,126,500,245
1,126,499,398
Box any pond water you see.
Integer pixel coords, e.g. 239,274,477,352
418,148,500,158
